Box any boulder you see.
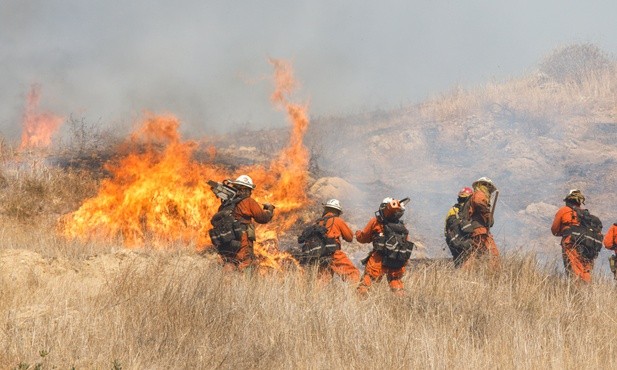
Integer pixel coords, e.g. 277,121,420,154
309,177,363,203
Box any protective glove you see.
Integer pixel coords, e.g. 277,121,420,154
263,203,275,212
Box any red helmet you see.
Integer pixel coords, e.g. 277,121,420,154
458,187,473,198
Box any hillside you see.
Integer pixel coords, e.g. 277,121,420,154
1,44,617,368
231,45,617,266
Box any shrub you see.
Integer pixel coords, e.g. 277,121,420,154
539,43,614,84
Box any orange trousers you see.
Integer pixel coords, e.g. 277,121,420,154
460,233,500,270
357,251,405,295
220,234,255,272
318,250,360,283
562,244,593,283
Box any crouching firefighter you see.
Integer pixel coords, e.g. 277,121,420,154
460,177,500,269
208,175,274,271
604,222,617,280
356,197,414,296
297,199,360,283
551,189,603,283
444,186,474,267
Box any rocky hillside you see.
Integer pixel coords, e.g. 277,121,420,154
223,45,617,265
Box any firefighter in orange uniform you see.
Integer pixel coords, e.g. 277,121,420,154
604,223,617,279
220,175,274,271
356,197,414,296
462,177,500,269
551,189,592,282
314,199,360,283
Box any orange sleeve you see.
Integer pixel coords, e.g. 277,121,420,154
235,198,273,224
551,208,565,236
355,217,380,244
551,208,563,236
551,206,577,236
604,224,617,250
333,217,354,243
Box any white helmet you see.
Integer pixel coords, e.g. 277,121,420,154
472,176,495,190
323,199,343,213
231,175,255,189
382,197,394,204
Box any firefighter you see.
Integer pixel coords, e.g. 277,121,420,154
356,197,414,296
310,199,360,283
214,175,274,271
461,177,500,269
604,223,617,279
444,186,473,267
551,189,593,282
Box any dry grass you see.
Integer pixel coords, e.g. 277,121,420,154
2,241,617,369
417,49,617,129
1,166,614,369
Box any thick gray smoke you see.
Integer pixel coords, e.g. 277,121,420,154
2,1,617,140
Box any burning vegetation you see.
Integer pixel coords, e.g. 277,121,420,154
60,60,311,270
19,85,64,151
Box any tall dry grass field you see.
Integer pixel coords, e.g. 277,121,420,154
2,184,617,370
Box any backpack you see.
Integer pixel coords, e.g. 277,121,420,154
373,219,415,269
446,198,476,259
565,206,604,261
297,216,338,265
208,197,247,256
444,202,473,266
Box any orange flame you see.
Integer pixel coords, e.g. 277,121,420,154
62,114,227,247
19,85,64,150
61,60,310,270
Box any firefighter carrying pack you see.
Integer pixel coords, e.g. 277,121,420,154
565,206,603,261
444,202,473,265
297,216,338,265
208,179,248,256
445,197,476,262
209,197,248,255
373,220,414,269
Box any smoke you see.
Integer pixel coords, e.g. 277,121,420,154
2,1,617,140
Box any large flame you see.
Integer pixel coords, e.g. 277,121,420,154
19,85,64,150
61,60,310,270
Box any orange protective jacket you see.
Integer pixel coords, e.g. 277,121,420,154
233,197,273,225
318,212,354,246
604,223,617,251
356,216,406,294
355,217,383,244
470,190,492,236
551,206,579,239
552,205,593,282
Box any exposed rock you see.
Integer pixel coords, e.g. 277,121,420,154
309,177,363,203
521,202,559,220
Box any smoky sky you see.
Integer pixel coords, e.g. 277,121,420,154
1,0,616,139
